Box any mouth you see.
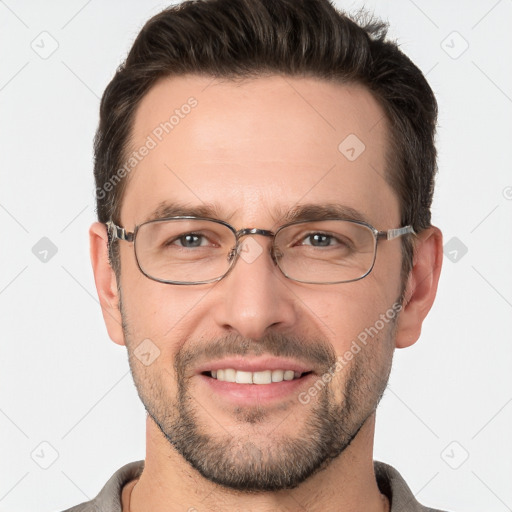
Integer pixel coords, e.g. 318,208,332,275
202,369,313,384
195,357,317,404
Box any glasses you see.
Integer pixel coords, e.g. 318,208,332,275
106,217,415,285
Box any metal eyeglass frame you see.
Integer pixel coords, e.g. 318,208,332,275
106,216,416,285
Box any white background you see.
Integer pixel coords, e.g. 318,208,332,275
1,1,511,511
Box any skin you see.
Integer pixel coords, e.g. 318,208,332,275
90,74,443,511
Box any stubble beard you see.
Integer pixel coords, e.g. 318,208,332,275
122,304,396,492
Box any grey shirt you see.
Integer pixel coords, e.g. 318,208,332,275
61,460,448,512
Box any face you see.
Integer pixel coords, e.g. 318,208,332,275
117,75,404,491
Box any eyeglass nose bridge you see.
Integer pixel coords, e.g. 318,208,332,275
236,227,275,239
228,227,278,264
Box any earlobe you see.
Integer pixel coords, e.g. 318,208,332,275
89,222,125,346
395,226,443,349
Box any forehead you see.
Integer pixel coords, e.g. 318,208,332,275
121,74,399,228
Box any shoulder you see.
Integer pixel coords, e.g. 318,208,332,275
374,461,451,512
60,460,144,512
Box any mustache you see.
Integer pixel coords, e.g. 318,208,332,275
174,331,338,376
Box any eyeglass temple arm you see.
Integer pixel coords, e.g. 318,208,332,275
377,225,416,241
106,221,134,242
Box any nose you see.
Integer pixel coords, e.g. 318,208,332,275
211,235,298,340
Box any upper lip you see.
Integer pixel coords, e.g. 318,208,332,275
195,356,315,375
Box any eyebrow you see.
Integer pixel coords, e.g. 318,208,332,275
142,201,236,224
142,201,371,227
276,203,370,225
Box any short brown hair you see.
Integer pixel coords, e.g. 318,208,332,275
94,0,438,286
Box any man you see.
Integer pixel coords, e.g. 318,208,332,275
65,0,445,510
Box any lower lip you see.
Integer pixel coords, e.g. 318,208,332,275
197,373,316,405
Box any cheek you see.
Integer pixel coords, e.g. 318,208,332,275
295,278,396,347
122,287,204,356
118,243,202,340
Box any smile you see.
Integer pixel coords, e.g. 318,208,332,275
204,369,311,384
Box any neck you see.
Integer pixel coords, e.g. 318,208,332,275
127,414,388,512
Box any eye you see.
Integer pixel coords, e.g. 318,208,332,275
300,233,345,248
169,233,210,248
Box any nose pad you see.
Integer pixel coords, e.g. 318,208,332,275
227,245,238,263
270,245,283,266
224,242,258,277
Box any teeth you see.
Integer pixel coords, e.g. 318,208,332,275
283,370,294,381
210,369,304,384
224,368,236,382
235,370,252,384
271,369,284,382
253,370,272,384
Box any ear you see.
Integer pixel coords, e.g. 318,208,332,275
89,222,125,346
395,226,443,349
